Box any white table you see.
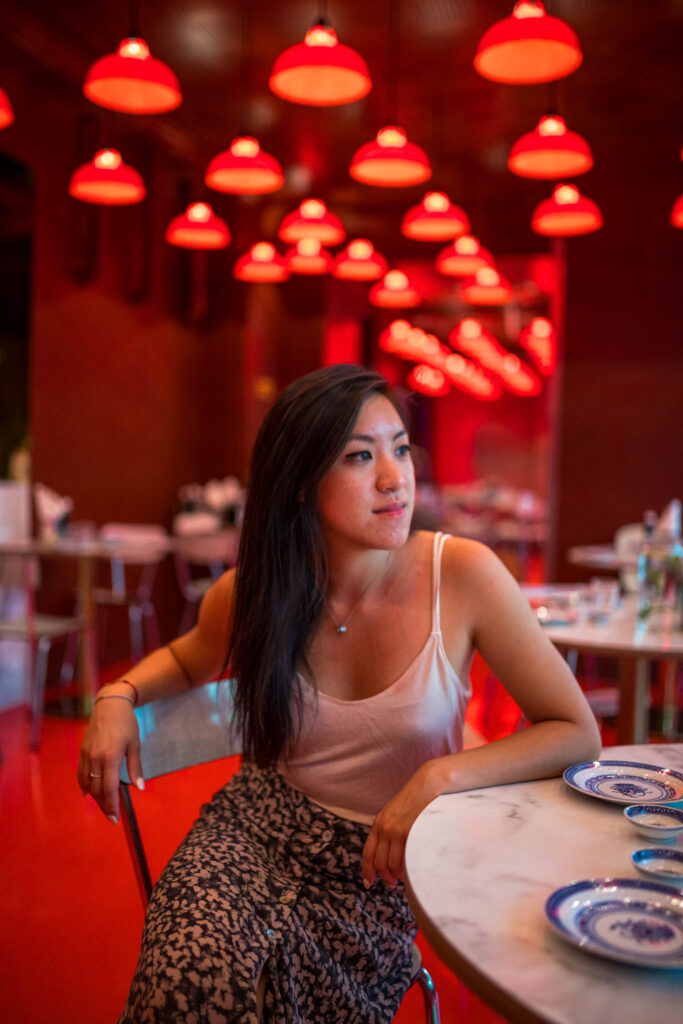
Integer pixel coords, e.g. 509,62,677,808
567,545,636,572
541,601,683,743
405,743,683,1024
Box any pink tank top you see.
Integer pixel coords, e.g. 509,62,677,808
278,532,472,824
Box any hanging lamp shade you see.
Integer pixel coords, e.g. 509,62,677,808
269,21,371,106
443,352,502,401
531,183,603,236
508,114,593,179
519,317,556,374
332,238,387,281
278,198,345,246
83,37,181,114
378,319,422,359
205,136,284,195
670,194,683,229
436,235,494,277
286,237,332,275
234,242,290,282
68,148,146,205
474,2,582,85
350,126,432,188
165,202,230,250
401,192,470,241
461,266,513,305
0,88,14,129
407,364,450,397
369,269,421,308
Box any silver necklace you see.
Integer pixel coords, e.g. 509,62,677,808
324,554,392,634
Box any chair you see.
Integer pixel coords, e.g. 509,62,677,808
119,683,440,1023
172,529,239,634
92,523,167,662
0,555,88,750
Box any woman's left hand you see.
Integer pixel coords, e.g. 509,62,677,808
362,761,442,889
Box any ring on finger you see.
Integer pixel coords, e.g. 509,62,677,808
89,770,103,779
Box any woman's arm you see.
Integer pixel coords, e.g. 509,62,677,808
77,569,235,822
363,541,601,888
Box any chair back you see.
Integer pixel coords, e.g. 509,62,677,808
120,679,241,784
100,523,168,567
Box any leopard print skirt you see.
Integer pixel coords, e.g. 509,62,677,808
118,763,418,1023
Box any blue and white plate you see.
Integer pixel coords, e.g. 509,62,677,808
632,849,683,885
563,760,683,805
545,878,683,967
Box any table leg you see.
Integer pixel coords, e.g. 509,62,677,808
617,658,649,744
77,555,99,711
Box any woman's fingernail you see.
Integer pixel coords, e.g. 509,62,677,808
363,878,370,890
107,814,119,825
135,777,145,791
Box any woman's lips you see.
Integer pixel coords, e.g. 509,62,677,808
373,503,407,518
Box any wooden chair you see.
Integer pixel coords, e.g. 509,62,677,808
119,682,440,1023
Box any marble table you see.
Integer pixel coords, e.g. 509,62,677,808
567,545,637,572
405,743,683,1024
541,603,683,744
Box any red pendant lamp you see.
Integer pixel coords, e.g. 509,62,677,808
443,353,501,401
286,238,332,275
278,198,345,246
461,267,513,305
269,21,371,106
532,183,603,236
205,136,284,196
407,365,450,397
350,126,431,188
68,148,146,205
332,239,387,281
519,317,556,374
474,2,582,85
0,88,14,129
370,270,421,308
401,192,470,241
83,37,181,114
165,202,230,250
379,319,421,359
436,235,494,277
234,242,290,282
670,194,683,229
508,114,593,179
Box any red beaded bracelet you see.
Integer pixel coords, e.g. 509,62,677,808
98,679,139,706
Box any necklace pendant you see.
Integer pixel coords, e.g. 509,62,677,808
336,625,348,634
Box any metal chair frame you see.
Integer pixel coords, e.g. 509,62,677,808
119,683,440,1023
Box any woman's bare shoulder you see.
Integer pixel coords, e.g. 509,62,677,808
440,535,519,600
197,567,236,634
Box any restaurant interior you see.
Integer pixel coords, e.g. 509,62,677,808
1,2,682,1022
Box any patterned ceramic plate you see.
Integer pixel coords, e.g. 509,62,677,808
545,878,683,967
563,761,683,805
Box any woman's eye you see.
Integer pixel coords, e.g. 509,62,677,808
345,450,372,462
396,444,411,457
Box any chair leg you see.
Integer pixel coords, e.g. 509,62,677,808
30,637,51,750
142,602,161,652
416,966,440,1024
128,605,145,663
119,783,154,909
566,649,579,675
60,629,79,686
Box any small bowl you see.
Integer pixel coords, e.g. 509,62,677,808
632,848,683,885
623,804,683,842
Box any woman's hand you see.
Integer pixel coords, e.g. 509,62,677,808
77,697,144,824
362,761,442,889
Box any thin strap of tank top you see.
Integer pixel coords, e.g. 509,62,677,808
431,531,449,634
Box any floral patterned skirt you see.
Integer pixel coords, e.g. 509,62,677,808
118,763,417,1023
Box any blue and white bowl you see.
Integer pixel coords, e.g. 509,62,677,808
632,848,683,885
624,804,683,842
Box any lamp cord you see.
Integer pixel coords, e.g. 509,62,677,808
387,0,400,123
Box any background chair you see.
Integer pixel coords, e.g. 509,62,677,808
0,554,88,749
119,683,440,1023
172,529,239,634
91,523,167,663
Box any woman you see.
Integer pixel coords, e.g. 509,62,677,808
78,364,600,1023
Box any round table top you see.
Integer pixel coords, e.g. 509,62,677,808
539,600,683,659
0,530,238,563
405,742,683,1024
567,545,637,571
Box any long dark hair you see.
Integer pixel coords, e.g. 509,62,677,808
229,364,405,766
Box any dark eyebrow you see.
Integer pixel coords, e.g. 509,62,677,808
347,429,407,444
